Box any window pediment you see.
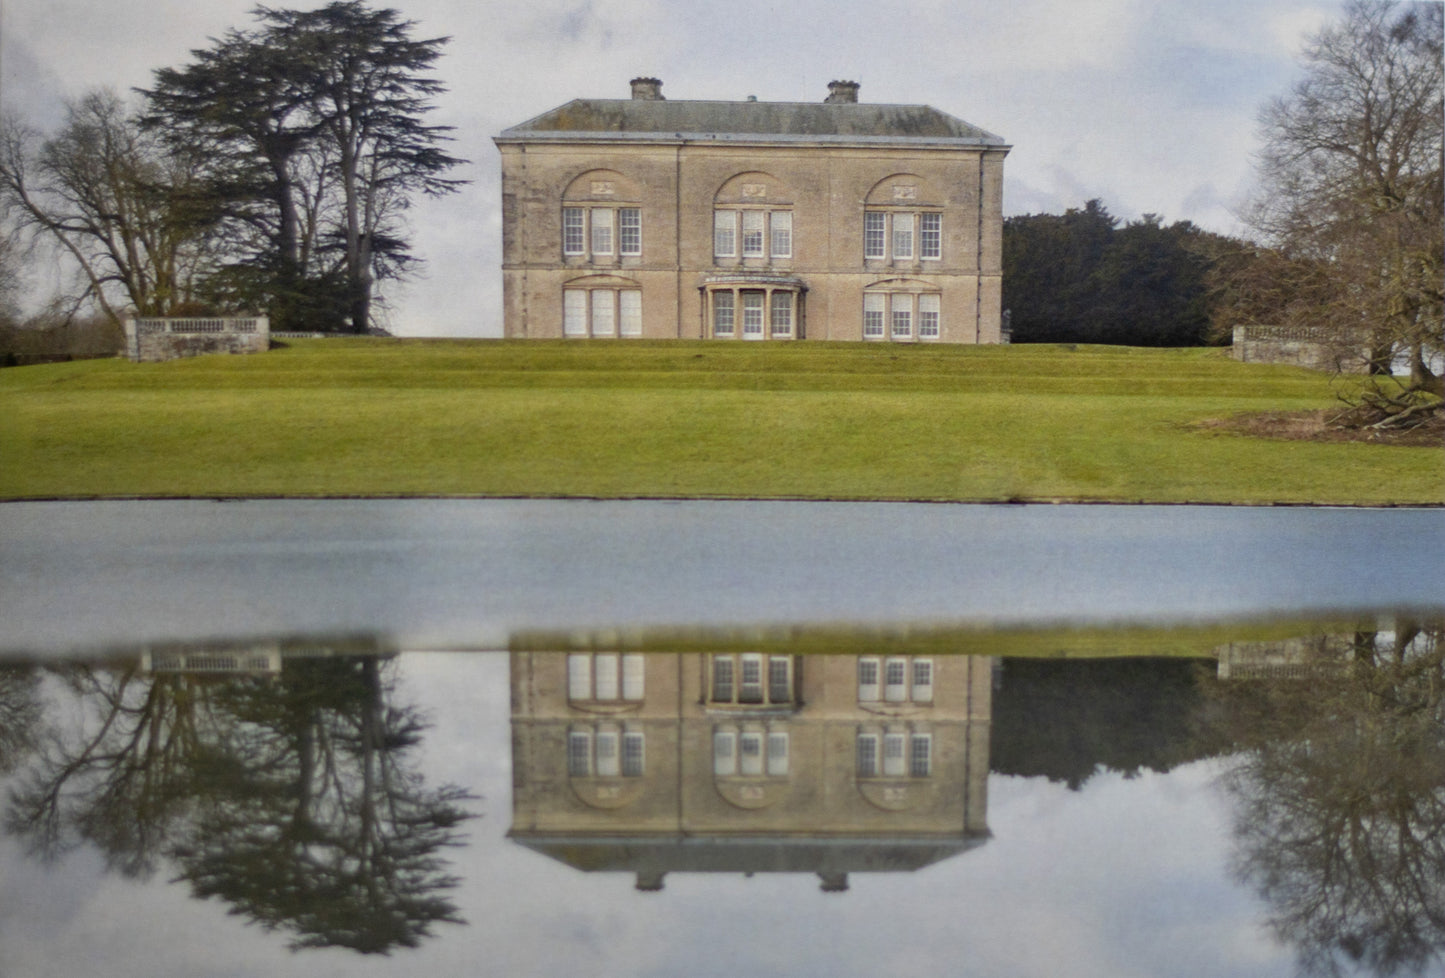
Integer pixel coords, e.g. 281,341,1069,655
563,273,641,289
715,171,792,205
563,169,641,201
865,173,941,207
864,277,940,293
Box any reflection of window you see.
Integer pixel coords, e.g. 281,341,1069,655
569,726,645,776
714,209,792,260
864,210,941,261
710,654,795,705
564,206,641,260
568,653,645,702
564,288,642,338
862,293,940,342
714,725,789,776
856,730,931,777
858,656,933,703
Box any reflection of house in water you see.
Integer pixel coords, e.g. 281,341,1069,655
508,652,992,891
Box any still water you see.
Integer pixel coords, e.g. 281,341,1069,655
0,500,1442,978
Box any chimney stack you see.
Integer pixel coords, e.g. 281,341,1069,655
824,80,859,104
630,77,664,101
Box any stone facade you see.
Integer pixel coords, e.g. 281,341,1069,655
508,651,992,891
494,80,1009,343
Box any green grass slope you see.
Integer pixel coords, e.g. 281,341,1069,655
1,339,1440,504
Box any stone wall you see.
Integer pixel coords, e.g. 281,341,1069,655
1232,324,1367,373
126,317,270,362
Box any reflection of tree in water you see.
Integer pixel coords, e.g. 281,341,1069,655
0,663,42,776
4,663,210,876
176,656,473,952
1204,622,1445,977
3,655,474,954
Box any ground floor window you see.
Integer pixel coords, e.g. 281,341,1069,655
707,287,799,340
564,288,642,338
863,292,940,342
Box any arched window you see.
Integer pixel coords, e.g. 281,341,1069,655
713,172,794,264
562,170,643,264
864,174,943,264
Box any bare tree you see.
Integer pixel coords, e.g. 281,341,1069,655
1204,622,1445,976
1241,1,1443,425
0,91,220,321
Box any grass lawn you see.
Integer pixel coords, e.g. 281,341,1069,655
1,338,1440,504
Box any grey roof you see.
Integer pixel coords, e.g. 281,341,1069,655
496,99,1008,148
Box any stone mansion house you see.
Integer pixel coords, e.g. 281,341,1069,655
494,79,1009,343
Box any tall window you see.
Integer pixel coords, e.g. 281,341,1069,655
858,656,934,703
863,293,886,339
569,727,645,777
742,292,764,338
564,288,642,338
864,210,941,262
568,653,645,702
714,209,793,261
864,212,886,259
563,206,640,261
620,209,641,255
770,212,792,258
564,209,585,255
862,293,942,342
892,213,914,259
710,654,795,705
770,292,793,338
920,213,941,259
713,291,735,337
742,211,765,257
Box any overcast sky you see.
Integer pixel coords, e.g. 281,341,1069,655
1,0,1343,336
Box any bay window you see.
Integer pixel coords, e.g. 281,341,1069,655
706,286,799,341
709,654,796,705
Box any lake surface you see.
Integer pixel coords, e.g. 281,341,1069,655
0,500,1442,978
